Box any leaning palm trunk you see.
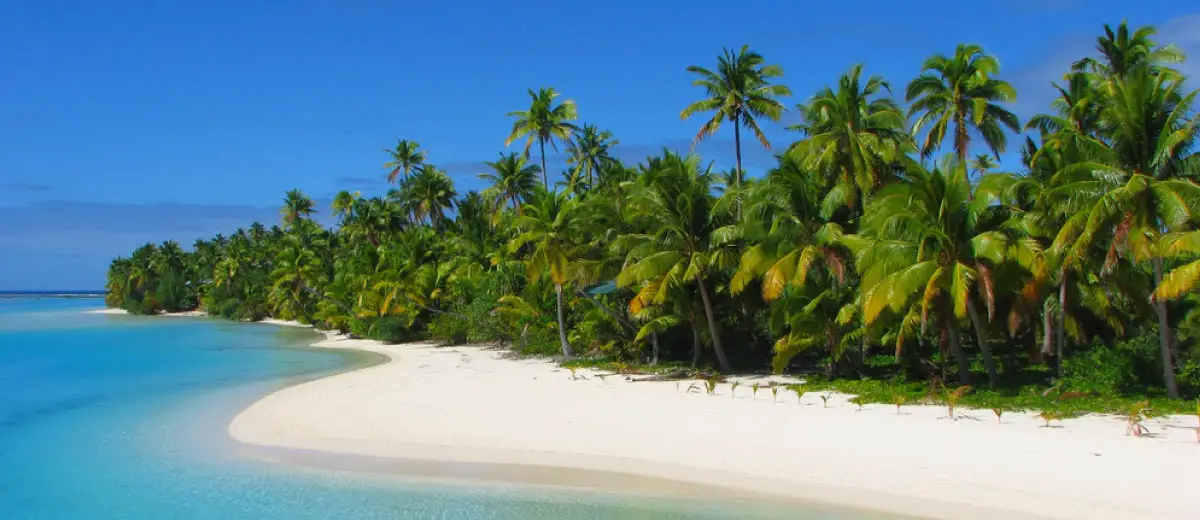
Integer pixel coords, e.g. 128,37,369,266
1041,298,1054,359
1152,258,1180,398
539,138,549,187
650,332,660,365
691,324,702,369
965,299,998,388
732,114,743,188
696,278,732,372
946,321,971,385
555,283,574,358
1056,274,1067,380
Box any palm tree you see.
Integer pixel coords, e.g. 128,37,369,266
727,160,855,375
681,45,791,187
509,188,580,357
504,88,579,187
906,44,1020,162
383,139,427,184
564,124,619,192
617,152,737,372
391,165,457,226
480,152,541,211
332,190,359,224
281,189,315,229
853,155,1013,387
1071,21,1184,79
969,154,997,176
788,64,908,214
1059,67,1200,398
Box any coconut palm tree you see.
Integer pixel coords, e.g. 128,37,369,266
504,88,579,187
726,159,855,374
616,152,737,372
564,124,619,193
509,188,581,357
383,139,427,184
853,155,1012,387
1071,21,1184,79
906,44,1020,162
681,45,791,187
281,189,316,230
1059,67,1200,398
332,190,359,224
480,152,541,211
391,165,457,226
788,64,908,214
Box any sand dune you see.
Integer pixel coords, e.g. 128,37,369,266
230,335,1200,520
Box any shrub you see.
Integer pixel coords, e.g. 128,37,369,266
1062,344,1136,396
369,315,421,344
429,313,469,345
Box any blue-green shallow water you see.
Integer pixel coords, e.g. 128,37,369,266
0,299,886,519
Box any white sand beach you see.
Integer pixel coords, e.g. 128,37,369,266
87,308,209,317
230,334,1200,520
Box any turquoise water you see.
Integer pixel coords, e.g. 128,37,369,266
0,299,875,519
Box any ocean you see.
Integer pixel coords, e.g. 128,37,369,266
0,297,879,519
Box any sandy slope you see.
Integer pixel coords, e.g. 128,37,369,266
87,308,209,317
229,336,1200,520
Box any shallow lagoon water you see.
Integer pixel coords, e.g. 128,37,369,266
0,298,889,519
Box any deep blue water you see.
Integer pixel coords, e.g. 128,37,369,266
0,299,875,519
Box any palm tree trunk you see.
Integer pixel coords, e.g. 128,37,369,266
651,331,660,366
1152,258,1180,398
555,283,574,358
691,325,702,369
946,321,971,385
965,299,998,388
696,277,732,373
539,138,549,188
1056,274,1067,380
733,117,743,187
1041,298,1053,359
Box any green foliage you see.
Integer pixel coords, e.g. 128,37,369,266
429,314,469,345
102,22,1200,412
1063,343,1137,395
369,316,421,344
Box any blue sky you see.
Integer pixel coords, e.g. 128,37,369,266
2,0,1198,289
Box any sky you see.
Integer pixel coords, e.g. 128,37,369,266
2,0,1199,290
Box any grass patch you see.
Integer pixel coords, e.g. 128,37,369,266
801,378,1197,416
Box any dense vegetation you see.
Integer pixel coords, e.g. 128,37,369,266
107,23,1200,406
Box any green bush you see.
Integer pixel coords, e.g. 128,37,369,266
368,315,422,344
429,313,469,345
1063,343,1136,395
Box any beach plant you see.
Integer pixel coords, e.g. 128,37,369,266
730,381,740,398
1038,408,1068,428
1125,400,1153,437
568,367,579,380
991,406,1004,424
894,395,907,415
849,395,867,411
771,385,780,402
945,386,973,420
820,393,831,408
705,378,717,396
790,385,807,405
752,382,761,400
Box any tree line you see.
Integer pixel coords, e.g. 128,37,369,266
107,22,1200,400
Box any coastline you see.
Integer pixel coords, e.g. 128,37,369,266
88,309,1200,519
227,331,1200,520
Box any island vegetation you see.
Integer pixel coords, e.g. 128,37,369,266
106,22,1200,412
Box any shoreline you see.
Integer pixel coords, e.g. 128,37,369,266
228,333,1199,520
89,309,1200,519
